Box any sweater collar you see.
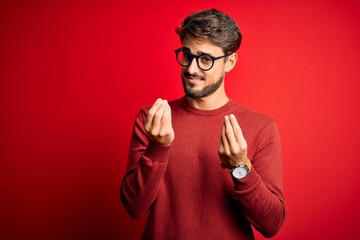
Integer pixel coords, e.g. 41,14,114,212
180,96,235,116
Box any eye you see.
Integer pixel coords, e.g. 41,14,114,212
183,51,191,59
199,55,212,64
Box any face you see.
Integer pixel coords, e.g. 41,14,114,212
180,39,234,99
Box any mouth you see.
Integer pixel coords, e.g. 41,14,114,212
183,73,206,85
187,77,202,85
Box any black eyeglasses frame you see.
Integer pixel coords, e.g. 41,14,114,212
174,47,231,71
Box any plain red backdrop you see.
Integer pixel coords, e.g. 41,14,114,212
1,0,360,239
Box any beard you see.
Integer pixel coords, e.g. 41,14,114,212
181,73,224,99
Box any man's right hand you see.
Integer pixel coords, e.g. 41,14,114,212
144,98,175,146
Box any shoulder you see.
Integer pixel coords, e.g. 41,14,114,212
230,100,275,124
229,100,279,137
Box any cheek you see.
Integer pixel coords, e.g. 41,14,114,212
204,73,212,81
205,68,222,81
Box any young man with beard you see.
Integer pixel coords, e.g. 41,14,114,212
120,9,286,240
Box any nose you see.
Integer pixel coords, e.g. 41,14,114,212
187,57,200,74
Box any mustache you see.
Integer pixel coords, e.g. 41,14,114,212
184,72,206,80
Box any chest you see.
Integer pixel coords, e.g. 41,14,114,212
164,115,224,185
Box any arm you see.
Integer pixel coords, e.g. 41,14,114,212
219,114,286,237
120,99,174,219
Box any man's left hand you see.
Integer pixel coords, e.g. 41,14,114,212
218,114,248,169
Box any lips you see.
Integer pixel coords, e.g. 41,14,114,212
185,77,203,87
183,73,205,85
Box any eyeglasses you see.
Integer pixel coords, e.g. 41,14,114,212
175,47,231,71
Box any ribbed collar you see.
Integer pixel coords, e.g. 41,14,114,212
179,96,235,116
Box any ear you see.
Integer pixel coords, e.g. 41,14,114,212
224,53,238,73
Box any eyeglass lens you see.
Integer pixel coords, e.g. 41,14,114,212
176,49,213,71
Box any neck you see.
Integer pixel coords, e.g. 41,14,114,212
186,91,229,110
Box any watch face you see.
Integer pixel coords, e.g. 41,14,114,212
232,167,248,179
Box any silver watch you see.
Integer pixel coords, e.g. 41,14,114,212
231,163,250,179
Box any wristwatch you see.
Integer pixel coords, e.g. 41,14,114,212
230,159,251,179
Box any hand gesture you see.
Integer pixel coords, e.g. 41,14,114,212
218,114,248,169
144,98,175,146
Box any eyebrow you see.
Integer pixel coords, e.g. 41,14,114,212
183,47,213,56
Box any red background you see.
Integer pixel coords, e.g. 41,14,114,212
1,0,360,239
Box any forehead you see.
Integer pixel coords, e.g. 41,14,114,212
182,38,224,55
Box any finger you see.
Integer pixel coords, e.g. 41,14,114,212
145,98,163,130
220,120,230,154
229,114,241,143
152,100,167,129
224,115,238,151
160,100,171,126
157,100,172,136
229,114,247,149
147,98,163,120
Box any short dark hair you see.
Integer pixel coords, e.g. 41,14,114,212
176,9,242,54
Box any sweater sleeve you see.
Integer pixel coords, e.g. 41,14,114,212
232,120,286,238
120,108,170,220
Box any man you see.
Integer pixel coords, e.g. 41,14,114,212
121,9,286,239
